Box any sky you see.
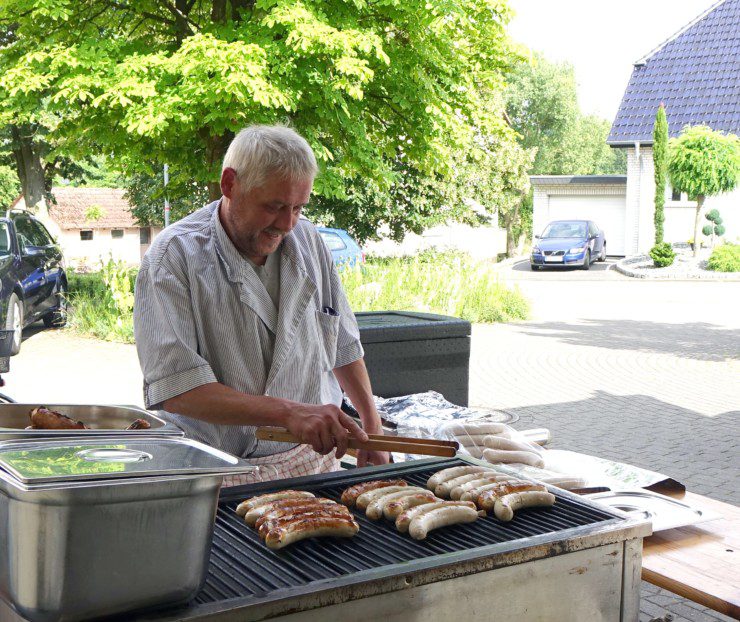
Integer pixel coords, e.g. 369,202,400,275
507,0,722,122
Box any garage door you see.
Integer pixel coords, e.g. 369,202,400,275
547,195,627,256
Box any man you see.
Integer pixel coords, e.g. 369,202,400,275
134,125,388,480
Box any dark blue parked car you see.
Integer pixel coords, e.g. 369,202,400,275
318,227,364,270
531,220,606,271
0,209,67,355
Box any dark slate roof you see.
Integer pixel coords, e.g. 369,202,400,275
608,0,740,145
530,175,627,186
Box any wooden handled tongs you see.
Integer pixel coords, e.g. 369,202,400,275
255,427,458,457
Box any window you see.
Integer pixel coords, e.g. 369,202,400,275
0,223,10,255
14,217,48,248
671,188,681,201
319,231,347,251
111,229,124,239
139,227,151,245
30,219,54,246
80,230,93,241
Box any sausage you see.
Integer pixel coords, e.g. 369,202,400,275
340,480,408,506
481,448,545,469
441,422,509,436
435,472,495,498
125,418,151,430
251,498,339,528
536,476,588,491
477,483,547,512
264,516,360,550
258,508,352,539
396,500,476,533
364,488,427,520
384,493,438,521
459,480,525,502
356,486,410,511
454,433,512,448
449,475,511,500
236,491,315,517
29,407,87,430
408,504,480,540
426,466,491,491
494,491,556,522
483,435,543,455
463,446,486,459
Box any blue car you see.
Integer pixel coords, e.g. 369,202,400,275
318,227,364,270
531,220,606,271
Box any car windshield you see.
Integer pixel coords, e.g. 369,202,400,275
541,222,587,238
0,223,10,254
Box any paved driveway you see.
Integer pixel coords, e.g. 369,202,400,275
471,262,739,622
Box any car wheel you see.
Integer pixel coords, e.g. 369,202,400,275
531,264,540,271
598,243,607,262
582,250,591,271
43,281,68,328
5,293,23,355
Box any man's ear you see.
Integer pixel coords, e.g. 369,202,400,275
221,167,237,199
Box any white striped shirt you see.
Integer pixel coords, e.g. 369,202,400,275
133,200,364,458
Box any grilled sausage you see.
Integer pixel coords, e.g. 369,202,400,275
426,466,491,491
365,488,428,520
340,480,408,506
264,516,360,550
236,491,315,517
258,508,352,539
252,498,339,529
477,483,548,512
384,493,438,521
481,448,545,469
125,418,151,430
29,407,87,430
435,471,496,498
483,435,543,455
449,475,511,500
356,485,410,511
396,500,476,533
459,480,525,502
494,491,556,522
408,504,480,540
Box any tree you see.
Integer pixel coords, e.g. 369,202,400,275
653,104,668,244
668,126,740,257
0,164,19,208
0,1,517,238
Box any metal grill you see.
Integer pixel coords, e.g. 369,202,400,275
194,458,619,606
543,250,565,256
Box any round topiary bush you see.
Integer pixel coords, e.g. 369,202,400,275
649,242,676,268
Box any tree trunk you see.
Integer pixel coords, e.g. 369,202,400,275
693,195,705,258
203,130,234,201
10,124,46,210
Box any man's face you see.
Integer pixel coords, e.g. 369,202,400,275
219,169,312,265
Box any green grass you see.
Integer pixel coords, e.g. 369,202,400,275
66,251,529,344
341,251,529,323
706,243,740,272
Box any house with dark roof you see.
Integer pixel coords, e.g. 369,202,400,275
12,187,162,268
532,0,740,256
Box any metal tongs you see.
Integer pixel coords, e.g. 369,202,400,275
255,427,458,457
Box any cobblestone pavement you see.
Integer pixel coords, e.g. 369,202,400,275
470,267,739,621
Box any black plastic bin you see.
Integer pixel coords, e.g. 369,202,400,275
355,311,471,406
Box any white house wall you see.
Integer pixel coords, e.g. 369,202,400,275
60,228,152,269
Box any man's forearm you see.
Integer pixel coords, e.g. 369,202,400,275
161,383,291,428
333,358,382,434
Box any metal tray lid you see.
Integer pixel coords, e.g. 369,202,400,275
0,437,257,485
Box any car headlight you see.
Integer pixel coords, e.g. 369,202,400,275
532,247,541,254
568,246,585,254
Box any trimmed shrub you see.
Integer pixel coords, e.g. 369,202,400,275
707,244,740,272
649,242,676,268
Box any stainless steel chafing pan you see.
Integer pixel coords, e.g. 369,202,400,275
0,403,183,440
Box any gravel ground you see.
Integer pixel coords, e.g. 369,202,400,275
616,245,739,280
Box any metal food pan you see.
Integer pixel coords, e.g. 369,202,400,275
0,403,183,440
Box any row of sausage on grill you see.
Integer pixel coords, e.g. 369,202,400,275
235,465,555,550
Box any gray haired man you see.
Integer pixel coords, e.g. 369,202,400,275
134,125,388,480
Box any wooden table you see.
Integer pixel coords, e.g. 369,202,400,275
641,491,739,618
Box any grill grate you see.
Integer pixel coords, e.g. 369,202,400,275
193,458,618,606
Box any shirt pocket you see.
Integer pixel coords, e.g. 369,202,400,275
315,308,340,371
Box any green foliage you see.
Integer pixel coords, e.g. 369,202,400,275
706,209,720,221
649,242,675,268
702,224,713,236
668,126,740,199
0,0,519,240
706,244,740,272
83,204,105,222
703,209,726,241
653,104,668,243
715,224,726,236
340,251,529,323
0,164,20,207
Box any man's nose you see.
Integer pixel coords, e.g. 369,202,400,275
274,207,297,231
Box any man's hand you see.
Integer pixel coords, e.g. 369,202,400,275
357,449,391,467
284,403,368,458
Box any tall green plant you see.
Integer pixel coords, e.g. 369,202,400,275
652,103,668,243
668,126,740,257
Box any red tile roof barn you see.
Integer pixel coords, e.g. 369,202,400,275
46,187,139,230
